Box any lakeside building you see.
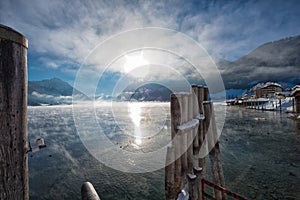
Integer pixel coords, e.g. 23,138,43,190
253,82,283,98
291,88,300,113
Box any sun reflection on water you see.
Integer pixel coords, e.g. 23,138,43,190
128,103,143,145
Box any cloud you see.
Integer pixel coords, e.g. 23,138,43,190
1,0,299,85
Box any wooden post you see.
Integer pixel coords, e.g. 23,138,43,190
192,86,199,153
187,173,197,200
193,166,202,200
292,98,295,113
165,146,175,200
279,98,282,112
181,94,188,186
197,86,204,114
197,86,204,156
187,94,194,173
203,87,209,101
207,103,225,200
81,182,101,200
0,25,28,200
200,102,211,180
171,94,182,195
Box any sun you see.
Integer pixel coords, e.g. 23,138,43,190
124,51,149,73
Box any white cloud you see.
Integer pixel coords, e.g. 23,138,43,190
1,0,299,79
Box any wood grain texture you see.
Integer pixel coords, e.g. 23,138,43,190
0,28,28,200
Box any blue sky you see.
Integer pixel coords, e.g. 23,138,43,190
0,0,300,86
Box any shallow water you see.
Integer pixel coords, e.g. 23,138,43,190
28,103,300,200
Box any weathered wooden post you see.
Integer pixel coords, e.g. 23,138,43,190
187,94,194,173
187,173,197,200
192,86,199,153
171,94,183,195
193,166,202,200
181,94,188,184
207,102,225,200
292,98,295,113
0,25,28,200
279,98,282,112
165,146,175,200
81,182,101,200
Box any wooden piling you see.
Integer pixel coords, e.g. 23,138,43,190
193,166,202,200
199,102,211,182
187,94,194,173
292,98,295,113
0,24,28,200
203,86,209,101
81,182,101,200
192,86,199,153
171,94,182,195
167,86,225,200
181,94,188,184
165,146,175,200
207,103,225,200
279,98,282,112
187,173,197,200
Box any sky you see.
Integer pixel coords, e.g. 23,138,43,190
0,0,300,90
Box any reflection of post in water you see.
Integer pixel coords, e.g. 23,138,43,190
165,86,243,200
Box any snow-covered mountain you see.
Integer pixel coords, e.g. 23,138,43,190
117,83,172,102
218,35,300,93
28,78,89,106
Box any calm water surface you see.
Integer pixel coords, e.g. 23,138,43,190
28,103,300,200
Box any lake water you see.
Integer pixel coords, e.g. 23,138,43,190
28,103,300,200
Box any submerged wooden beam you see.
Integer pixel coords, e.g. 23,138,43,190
0,24,28,200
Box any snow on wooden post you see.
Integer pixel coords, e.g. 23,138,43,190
171,94,183,194
0,24,28,200
165,146,175,200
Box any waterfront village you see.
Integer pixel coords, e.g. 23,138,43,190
226,82,300,116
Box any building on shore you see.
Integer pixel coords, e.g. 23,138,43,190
253,82,283,98
291,88,300,113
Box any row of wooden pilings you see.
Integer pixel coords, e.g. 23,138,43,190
165,85,225,200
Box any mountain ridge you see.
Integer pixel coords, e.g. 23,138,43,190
28,78,88,106
219,35,300,90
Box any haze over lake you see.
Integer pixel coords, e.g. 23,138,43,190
28,103,300,199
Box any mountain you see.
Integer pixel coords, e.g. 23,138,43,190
117,83,172,102
28,78,88,106
219,35,300,91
